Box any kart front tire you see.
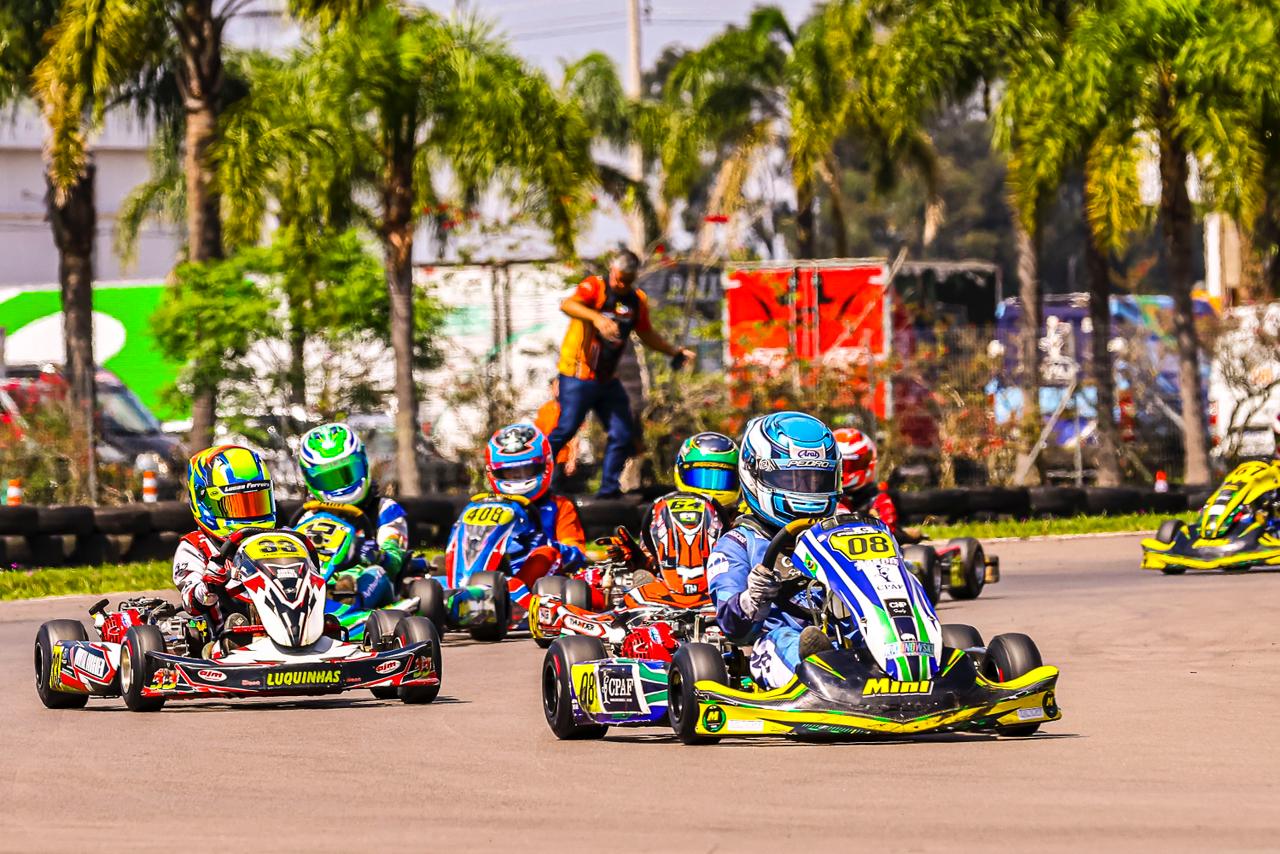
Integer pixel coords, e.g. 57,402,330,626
34,620,90,709
405,577,448,637
946,538,986,599
1156,518,1183,543
669,642,729,745
982,633,1044,736
941,623,984,653
562,577,592,610
366,610,406,699
532,577,567,649
902,545,941,606
395,617,442,705
467,571,511,642
120,625,166,712
542,636,609,740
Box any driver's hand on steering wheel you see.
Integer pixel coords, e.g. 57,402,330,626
739,562,782,620
357,539,383,567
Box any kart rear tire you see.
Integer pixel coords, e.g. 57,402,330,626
395,617,442,704
467,571,511,642
405,577,448,637
945,538,986,600
542,636,609,740
531,577,567,649
941,623,984,653
669,642,729,745
34,620,90,709
982,633,1044,736
120,625,166,712
562,577,592,611
902,545,942,606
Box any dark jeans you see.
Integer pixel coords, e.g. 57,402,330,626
547,374,634,496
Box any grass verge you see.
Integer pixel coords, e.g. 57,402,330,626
920,511,1198,541
0,561,171,601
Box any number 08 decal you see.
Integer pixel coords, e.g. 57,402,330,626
829,532,895,560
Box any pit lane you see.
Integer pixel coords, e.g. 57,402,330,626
1,533,1277,852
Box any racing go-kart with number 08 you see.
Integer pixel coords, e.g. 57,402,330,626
542,513,1060,742
34,529,442,711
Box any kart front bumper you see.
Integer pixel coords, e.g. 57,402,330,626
1140,530,1280,571
139,642,438,700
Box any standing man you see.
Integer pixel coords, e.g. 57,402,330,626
549,250,694,498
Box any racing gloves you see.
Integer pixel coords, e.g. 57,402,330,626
739,562,782,621
357,538,384,568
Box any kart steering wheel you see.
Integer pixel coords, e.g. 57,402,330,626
291,500,378,538
761,518,819,572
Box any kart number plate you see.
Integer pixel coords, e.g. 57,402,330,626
242,533,308,560
461,505,515,527
296,518,352,559
829,531,896,560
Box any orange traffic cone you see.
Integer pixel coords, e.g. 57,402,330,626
1154,470,1169,494
142,470,158,503
6,478,22,505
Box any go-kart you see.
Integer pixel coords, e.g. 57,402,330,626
1141,460,1280,573
34,529,442,712
541,514,1059,742
900,538,1000,605
291,500,446,640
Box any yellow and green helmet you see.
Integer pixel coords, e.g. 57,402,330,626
674,431,740,507
299,422,371,504
187,445,276,539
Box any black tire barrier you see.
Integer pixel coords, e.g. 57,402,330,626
0,505,39,536
574,497,644,542
148,501,193,533
1146,490,1188,515
127,531,181,563
1184,486,1215,512
1029,486,1087,518
92,506,152,536
963,487,1032,519
1083,486,1144,516
36,505,96,537
26,534,69,566
71,533,130,564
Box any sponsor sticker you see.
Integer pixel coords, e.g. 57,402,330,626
705,553,730,584
702,704,727,733
885,598,911,618
596,663,644,713
883,641,935,658
563,615,602,636
374,660,400,675
72,646,109,680
862,678,932,697
1016,707,1045,721
725,718,764,733
793,447,823,460
196,669,226,682
266,669,341,688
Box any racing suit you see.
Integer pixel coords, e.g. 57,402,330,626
508,494,587,610
706,515,812,690
294,486,409,610
172,531,237,634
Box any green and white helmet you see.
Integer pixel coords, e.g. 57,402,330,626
299,423,370,504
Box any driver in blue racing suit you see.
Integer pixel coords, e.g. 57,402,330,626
706,412,840,689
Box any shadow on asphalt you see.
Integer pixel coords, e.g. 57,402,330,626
600,731,1083,747
79,695,469,713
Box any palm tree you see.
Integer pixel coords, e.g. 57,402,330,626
282,6,593,495
1007,0,1277,484
1,0,99,496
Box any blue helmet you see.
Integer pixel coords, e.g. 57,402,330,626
739,412,839,527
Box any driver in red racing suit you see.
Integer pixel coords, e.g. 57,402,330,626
172,445,277,635
834,426,902,536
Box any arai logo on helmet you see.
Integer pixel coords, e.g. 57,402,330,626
793,447,824,460
197,669,226,682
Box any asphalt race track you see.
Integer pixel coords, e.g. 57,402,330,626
2,532,1278,852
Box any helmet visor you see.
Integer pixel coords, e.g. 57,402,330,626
211,486,273,520
306,456,367,493
495,462,543,481
680,465,737,494
758,466,837,494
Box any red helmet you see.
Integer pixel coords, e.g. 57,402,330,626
833,427,877,492
621,622,679,662
643,493,723,596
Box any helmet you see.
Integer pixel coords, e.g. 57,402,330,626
621,622,679,662
739,412,839,527
643,492,723,596
187,445,276,539
673,431,740,506
486,423,553,501
298,423,370,504
833,426,877,492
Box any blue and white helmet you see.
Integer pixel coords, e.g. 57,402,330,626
739,412,840,527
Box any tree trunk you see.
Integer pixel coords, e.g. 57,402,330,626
1085,220,1121,486
1012,209,1042,445
46,162,97,500
795,179,816,259
382,143,422,498
1158,126,1211,485
287,302,307,408
178,0,225,449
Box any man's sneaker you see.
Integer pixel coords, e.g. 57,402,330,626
798,626,834,660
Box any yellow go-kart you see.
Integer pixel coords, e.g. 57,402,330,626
1141,461,1280,573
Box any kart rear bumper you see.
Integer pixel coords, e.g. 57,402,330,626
138,642,438,700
